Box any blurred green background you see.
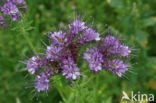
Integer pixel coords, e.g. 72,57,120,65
0,0,156,103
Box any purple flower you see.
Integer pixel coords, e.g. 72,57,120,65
107,59,128,77
101,35,131,57
23,15,132,93
83,28,100,42
0,15,4,25
35,73,49,92
45,45,63,61
3,0,26,5
1,2,20,21
102,35,120,54
50,31,67,46
61,57,80,80
84,48,103,72
27,56,45,74
119,45,131,57
69,19,87,34
12,0,26,5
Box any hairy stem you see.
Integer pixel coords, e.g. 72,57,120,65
19,20,37,55
22,28,36,52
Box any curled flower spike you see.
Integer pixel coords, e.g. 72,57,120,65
107,59,128,77
24,16,132,92
84,35,131,77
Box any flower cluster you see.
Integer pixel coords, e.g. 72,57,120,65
0,0,26,26
84,35,131,77
25,18,131,92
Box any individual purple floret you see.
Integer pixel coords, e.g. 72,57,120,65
83,28,101,42
49,31,68,46
84,48,103,72
61,57,80,80
119,45,131,57
35,73,50,92
69,19,87,34
45,45,63,61
27,56,45,74
107,59,128,77
0,15,4,25
102,35,120,54
1,2,20,21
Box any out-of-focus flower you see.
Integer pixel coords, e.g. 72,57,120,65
12,0,26,5
69,19,87,34
1,2,20,21
83,28,100,42
119,45,131,57
0,15,4,25
0,0,26,26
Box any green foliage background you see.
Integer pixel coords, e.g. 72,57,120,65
0,0,156,103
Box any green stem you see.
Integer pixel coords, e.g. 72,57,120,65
20,26,37,55
80,75,95,88
56,86,65,99
75,82,80,103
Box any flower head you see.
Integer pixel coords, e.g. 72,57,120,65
84,35,131,77
45,45,63,61
69,19,87,34
35,73,50,92
0,0,26,26
12,0,26,5
49,31,67,46
107,59,128,77
61,57,80,80
84,48,103,72
27,56,46,74
1,2,20,21
83,28,100,42
119,45,131,57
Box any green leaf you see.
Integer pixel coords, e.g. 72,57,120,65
135,30,148,48
109,0,123,8
142,17,155,27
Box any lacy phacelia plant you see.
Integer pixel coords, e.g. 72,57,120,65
0,0,26,25
25,18,131,92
